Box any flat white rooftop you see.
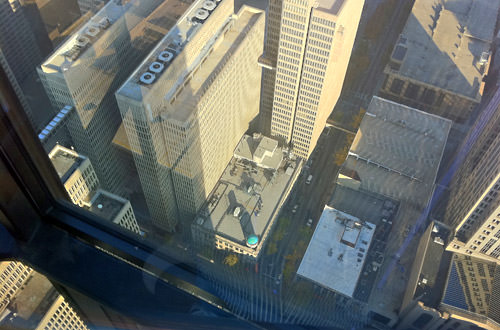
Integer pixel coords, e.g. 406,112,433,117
297,205,376,298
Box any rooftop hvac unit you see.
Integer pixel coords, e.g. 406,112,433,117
194,8,209,21
149,62,164,73
140,72,156,85
98,17,111,29
203,0,216,11
480,51,490,65
158,51,173,62
75,35,90,48
86,25,100,37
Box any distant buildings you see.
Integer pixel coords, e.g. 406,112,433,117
38,0,192,196
192,134,300,258
0,261,90,330
297,206,376,298
442,88,500,263
48,145,140,234
116,1,265,231
259,0,364,158
379,0,500,123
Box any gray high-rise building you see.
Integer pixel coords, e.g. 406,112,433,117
259,0,364,158
38,0,193,196
116,0,265,231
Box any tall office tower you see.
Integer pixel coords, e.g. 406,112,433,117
0,261,32,315
116,1,265,231
443,91,500,263
263,0,364,158
379,0,500,124
0,0,53,131
257,0,282,135
38,0,193,196
0,0,47,83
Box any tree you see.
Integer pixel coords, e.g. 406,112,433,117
224,254,238,267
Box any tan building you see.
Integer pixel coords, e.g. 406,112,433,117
83,189,141,234
443,90,500,263
260,0,364,158
49,145,140,234
379,0,500,123
0,261,32,315
35,295,89,330
116,1,265,231
49,144,99,206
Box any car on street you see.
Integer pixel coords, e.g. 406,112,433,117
292,204,299,214
306,218,313,227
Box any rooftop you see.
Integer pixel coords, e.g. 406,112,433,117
345,97,451,207
41,0,192,73
85,189,127,222
392,0,500,100
117,2,263,120
234,134,282,170
297,206,376,298
195,141,299,254
48,145,85,183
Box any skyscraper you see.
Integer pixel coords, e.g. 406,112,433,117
38,0,193,196
116,1,265,231
260,0,364,158
442,89,500,263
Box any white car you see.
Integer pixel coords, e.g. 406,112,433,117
292,204,299,214
306,218,313,227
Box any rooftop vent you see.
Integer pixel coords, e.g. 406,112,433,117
140,72,156,85
75,35,90,48
203,0,216,11
158,51,173,62
194,8,209,21
86,25,100,37
480,51,490,65
149,62,164,73
98,17,110,29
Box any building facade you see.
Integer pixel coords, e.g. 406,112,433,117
0,261,32,315
262,0,364,158
35,295,90,330
49,145,140,234
379,0,500,123
38,0,191,196
116,1,264,231
443,89,500,263
49,145,99,206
